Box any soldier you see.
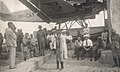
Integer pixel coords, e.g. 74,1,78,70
56,31,64,70
37,25,46,56
111,29,120,67
5,22,17,69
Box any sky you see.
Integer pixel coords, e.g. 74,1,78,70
0,0,106,34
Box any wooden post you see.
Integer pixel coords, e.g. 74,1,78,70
106,0,112,44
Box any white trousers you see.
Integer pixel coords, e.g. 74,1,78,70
61,42,68,59
9,46,16,68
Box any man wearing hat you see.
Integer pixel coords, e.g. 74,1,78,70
36,25,46,56
111,29,120,67
81,34,93,61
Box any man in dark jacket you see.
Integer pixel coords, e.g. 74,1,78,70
17,29,23,52
111,29,120,67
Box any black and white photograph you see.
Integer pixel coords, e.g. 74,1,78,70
0,0,120,72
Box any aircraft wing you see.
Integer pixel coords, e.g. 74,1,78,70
2,9,44,22
0,1,44,22
19,0,76,23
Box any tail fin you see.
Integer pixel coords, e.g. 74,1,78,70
0,1,10,14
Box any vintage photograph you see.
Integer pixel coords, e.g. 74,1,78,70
0,0,120,72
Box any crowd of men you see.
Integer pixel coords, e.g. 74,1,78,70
0,22,73,69
0,21,120,70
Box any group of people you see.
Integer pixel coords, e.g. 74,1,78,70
47,29,73,59
74,25,120,68
1,21,120,70
2,22,49,69
74,34,93,61
1,22,73,69
47,30,73,70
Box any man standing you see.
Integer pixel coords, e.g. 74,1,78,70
0,33,3,58
56,31,64,70
37,25,45,56
5,22,17,69
61,31,68,59
43,28,48,50
17,29,23,52
111,29,120,67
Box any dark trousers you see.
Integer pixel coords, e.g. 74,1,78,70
75,47,82,60
113,54,120,67
112,50,120,66
38,39,45,55
17,40,22,52
81,48,93,59
0,43,2,55
94,49,104,60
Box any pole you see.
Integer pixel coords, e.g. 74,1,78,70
106,0,112,44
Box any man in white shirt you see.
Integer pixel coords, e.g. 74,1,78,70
74,37,83,60
81,34,93,61
56,31,64,69
60,30,68,59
